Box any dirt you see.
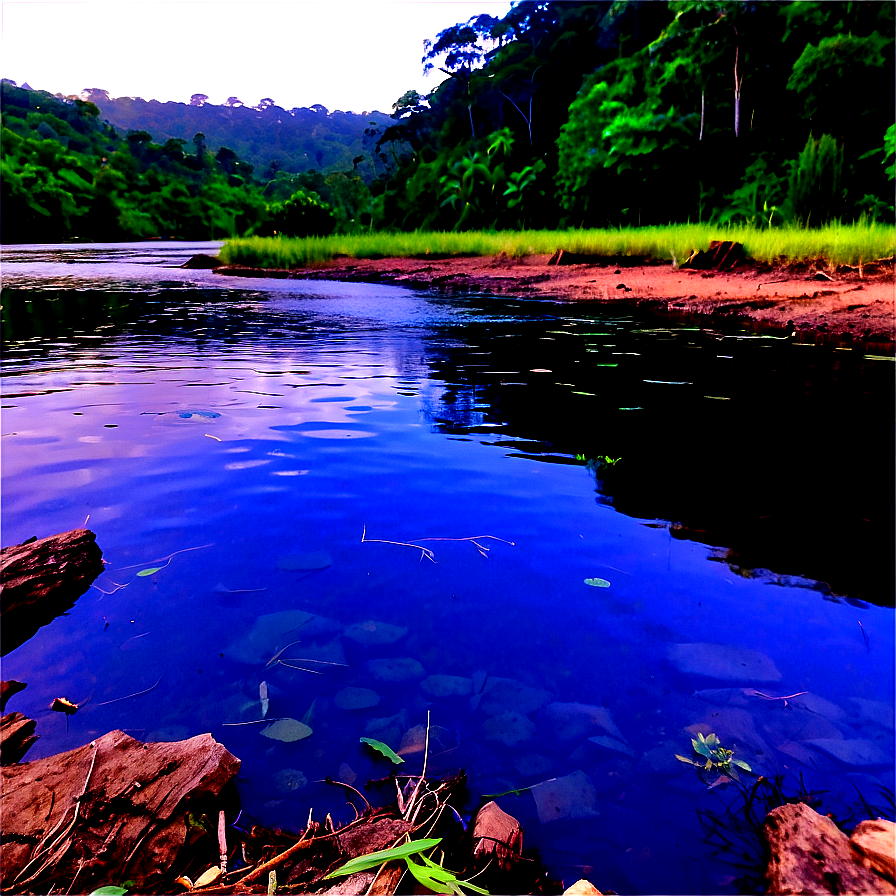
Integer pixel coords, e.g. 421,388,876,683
216,254,895,353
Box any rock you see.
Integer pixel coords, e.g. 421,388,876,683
851,819,896,881
471,801,523,872
397,723,455,757
0,679,27,711
530,770,600,824
511,753,560,777
260,718,313,742
365,657,425,684
850,697,895,732
667,642,781,683
1,529,104,655
481,711,537,747
364,710,410,747
338,762,357,785
563,879,602,894
805,738,892,769
536,701,624,747
686,707,771,760
334,687,380,710
420,674,472,699
681,240,745,270
0,730,239,894
271,767,307,794
228,609,341,665
1,711,38,764
477,677,553,716
343,620,408,647
764,802,893,894
586,735,635,758
180,253,220,269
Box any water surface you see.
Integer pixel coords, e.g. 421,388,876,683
2,242,893,895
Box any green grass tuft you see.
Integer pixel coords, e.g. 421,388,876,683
220,222,895,270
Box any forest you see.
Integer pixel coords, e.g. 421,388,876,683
2,0,894,244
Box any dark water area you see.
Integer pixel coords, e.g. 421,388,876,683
2,242,893,895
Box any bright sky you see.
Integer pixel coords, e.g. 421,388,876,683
1,0,513,114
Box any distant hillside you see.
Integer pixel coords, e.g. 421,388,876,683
81,89,393,182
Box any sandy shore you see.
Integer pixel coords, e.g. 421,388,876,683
216,254,895,352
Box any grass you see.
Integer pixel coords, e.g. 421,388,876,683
219,221,896,270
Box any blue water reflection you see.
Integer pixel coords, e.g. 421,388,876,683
1,243,892,895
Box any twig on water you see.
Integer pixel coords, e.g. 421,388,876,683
361,525,514,562
746,689,808,708
116,543,214,571
94,676,163,708
858,620,870,651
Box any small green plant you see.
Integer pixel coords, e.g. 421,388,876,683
577,454,621,474
324,837,488,895
676,731,752,783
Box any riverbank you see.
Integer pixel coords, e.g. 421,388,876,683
215,254,895,352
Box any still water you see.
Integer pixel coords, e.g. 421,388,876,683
2,242,893,894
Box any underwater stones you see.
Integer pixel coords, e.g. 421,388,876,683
260,719,313,743
687,707,771,759
536,702,624,748
338,762,357,786
530,770,600,824
511,753,561,777
667,642,781,683
851,819,896,882
334,687,380,711
636,740,689,777
420,674,472,699
398,723,455,757
364,709,410,747
271,767,307,794
586,735,635,758
764,803,894,895
228,609,341,665
804,738,892,769
850,697,895,732
481,711,537,747
365,656,425,684
343,620,408,648
477,677,553,716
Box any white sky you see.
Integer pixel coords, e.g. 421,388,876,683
1,0,513,114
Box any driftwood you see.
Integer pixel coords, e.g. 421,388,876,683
0,528,104,655
471,800,524,872
681,239,745,271
1,729,240,895
0,710,38,765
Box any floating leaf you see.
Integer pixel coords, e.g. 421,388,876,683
359,736,404,764
261,718,313,742
324,838,442,878
136,567,162,577
584,577,611,588
50,697,78,715
89,888,128,895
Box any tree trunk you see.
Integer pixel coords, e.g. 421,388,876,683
0,529,104,655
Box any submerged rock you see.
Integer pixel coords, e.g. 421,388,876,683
420,674,472,699
228,609,341,665
477,677,553,716
365,656,425,684
334,687,380,710
343,619,408,647
272,767,308,794
530,770,600,824
667,642,782,683
805,738,892,769
481,711,537,747
536,701,624,747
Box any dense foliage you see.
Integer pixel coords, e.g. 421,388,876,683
81,89,392,184
373,0,895,231
3,2,893,244
0,82,371,242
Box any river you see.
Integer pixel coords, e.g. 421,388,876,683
2,241,893,894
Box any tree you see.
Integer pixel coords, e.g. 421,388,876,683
224,96,243,107
193,132,207,160
190,93,209,107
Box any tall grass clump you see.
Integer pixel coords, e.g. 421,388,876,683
221,222,894,270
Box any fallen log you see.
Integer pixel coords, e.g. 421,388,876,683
1,729,240,895
0,710,38,765
0,529,104,655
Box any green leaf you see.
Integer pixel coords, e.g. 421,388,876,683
675,754,698,766
136,567,162,577
89,888,128,895
359,736,404,764
704,733,720,747
584,577,611,588
404,856,456,894
692,738,711,758
732,759,752,772
323,839,442,878
419,856,490,893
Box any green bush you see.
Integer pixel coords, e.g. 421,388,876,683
267,189,336,237
787,133,844,225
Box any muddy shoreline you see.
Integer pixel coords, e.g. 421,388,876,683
214,254,895,353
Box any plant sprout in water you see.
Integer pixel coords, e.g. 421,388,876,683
676,731,753,785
